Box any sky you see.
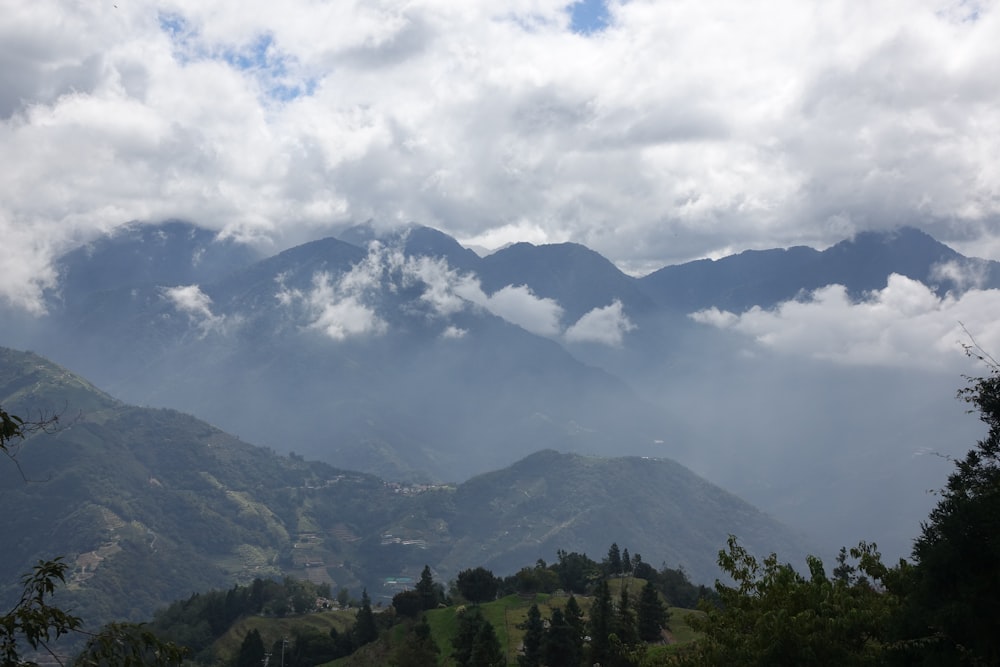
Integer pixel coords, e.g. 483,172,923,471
2,0,1000,316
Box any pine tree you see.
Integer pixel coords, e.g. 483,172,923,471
588,579,614,665
518,604,544,667
470,621,505,667
615,585,640,648
453,607,503,667
564,594,585,645
416,564,443,610
235,628,265,667
543,608,581,667
391,616,439,667
353,588,378,646
637,579,668,642
622,548,633,575
607,543,623,576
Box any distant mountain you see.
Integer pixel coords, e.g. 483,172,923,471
53,219,261,306
479,241,657,322
637,226,1000,312
0,347,807,630
435,449,807,581
2,220,996,566
11,222,660,481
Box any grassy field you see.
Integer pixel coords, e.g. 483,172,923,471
258,581,705,666
214,610,356,664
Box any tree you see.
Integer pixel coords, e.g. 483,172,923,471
469,620,505,667
390,615,439,667
392,590,423,619
234,628,265,667
676,536,896,666
606,543,622,576
0,406,184,666
587,579,614,665
452,607,503,667
552,550,600,594
622,548,633,575
563,595,585,646
614,584,640,649
543,608,581,667
456,567,499,604
637,579,668,642
336,587,350,609
352,589,378,647
416,565,444,610
1,558,82,665
894,351,1000,664
517,604,544,667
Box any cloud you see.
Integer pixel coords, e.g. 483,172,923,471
690,274,1000,368
564,299,635,345
162,284,236,334
441,325,467,339
477,285,564,337
276,270,386,340
271,241,566,339
930,258,989,291
4,0,1000,311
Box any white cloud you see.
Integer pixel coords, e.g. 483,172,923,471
478,284,564,337
272,241,566,338
690,274,1000,368
278,270,386,341
4,0,1000,312
564,299,636,346
441,325,467,339
930,259,989,291
162,284,236,335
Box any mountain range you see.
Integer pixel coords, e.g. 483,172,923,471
1,220,995,564
0,347,806,632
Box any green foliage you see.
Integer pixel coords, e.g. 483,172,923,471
892,354,1000,665
552,550,600,594
451,606,503,667
588,579,614,665
469,620,505,667
456,567,500,605
389,616,439,667
637,580,668,643
517,604,544,667
1,558,81,665
72,622,188,666
676,536,897,666
607,542,623,576
615,584,640,649
415,564,444,611
352,589,378,647
543,607,581,667
234,628,265,667
391,590,423,619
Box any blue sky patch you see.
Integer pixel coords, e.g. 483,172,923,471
570,0,610,34
157,15,313,104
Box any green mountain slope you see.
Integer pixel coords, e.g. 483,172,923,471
0,347,809,632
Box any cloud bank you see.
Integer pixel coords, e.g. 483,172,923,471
163,283,237,335
3,0,1000,311
690,274,1000,368
564,300,635,346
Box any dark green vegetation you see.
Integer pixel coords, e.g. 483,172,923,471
0,347,803,643
669,353,1000,666
1,403,186,665
69,545,697,665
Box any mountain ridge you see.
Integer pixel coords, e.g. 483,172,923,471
0,347,808,631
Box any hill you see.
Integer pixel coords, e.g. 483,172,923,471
0,347,808,631
3,221,992,562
